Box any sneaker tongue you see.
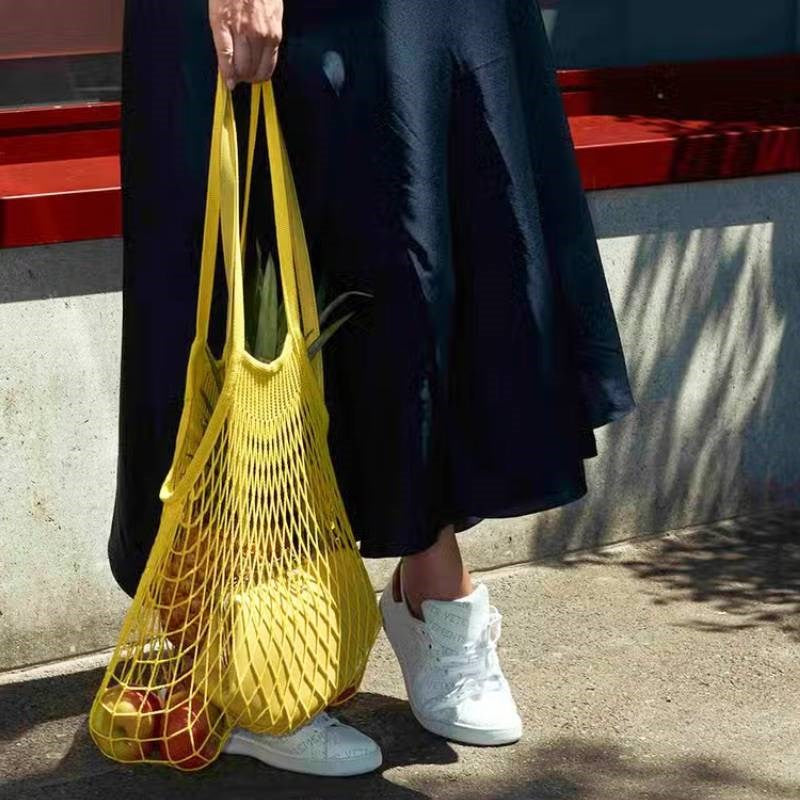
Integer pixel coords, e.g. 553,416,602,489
421,583,490,648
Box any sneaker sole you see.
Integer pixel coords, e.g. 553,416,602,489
379,594,523,748
412,710,523,747
222,733,382,777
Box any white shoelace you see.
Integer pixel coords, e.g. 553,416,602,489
428,607,505,703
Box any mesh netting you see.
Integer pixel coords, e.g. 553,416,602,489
89,79,381,771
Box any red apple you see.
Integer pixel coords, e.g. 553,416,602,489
162,690,222,770
89,686,164,761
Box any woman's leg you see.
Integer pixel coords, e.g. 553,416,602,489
400,526,473,619
380,527,523,747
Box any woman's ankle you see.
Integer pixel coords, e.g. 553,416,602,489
400,527,473,619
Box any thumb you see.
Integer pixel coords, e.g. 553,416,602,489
211,23,237,90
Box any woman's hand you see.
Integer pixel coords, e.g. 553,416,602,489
209,0,284,89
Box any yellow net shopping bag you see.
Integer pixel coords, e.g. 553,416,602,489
89,78,381,771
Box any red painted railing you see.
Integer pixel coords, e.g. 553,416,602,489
1,55,798,248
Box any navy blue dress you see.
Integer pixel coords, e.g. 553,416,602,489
109,0,635,598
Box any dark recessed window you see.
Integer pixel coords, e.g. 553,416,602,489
0,0,123,109
1,2,797,110
539,1,798,68
0,53,121,108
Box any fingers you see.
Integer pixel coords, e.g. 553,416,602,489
233,34,279,84
209,0,282,89
210,21,237,90
253,41,279,83
233,33,257,83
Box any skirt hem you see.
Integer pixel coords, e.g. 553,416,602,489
357,480,589,560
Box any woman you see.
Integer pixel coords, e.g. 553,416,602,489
109,0,635,777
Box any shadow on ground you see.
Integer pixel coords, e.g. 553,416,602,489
558,510,800,642
454,738,800,800
5,728,800,800
0,666,107,744
0,678,453,800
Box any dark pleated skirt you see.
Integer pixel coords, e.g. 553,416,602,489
108,0,635,598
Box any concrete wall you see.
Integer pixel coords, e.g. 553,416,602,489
1,171,799,672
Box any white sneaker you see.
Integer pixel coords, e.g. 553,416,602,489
222,711,382,777
380,565,523,746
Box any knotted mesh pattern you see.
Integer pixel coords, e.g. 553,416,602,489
89,79,380,771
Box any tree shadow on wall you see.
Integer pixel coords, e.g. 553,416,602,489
522,167,800,567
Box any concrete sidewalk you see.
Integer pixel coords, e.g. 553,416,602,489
1,512,798,800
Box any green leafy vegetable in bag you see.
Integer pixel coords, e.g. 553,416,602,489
244,237,371,363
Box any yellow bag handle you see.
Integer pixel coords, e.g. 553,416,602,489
195,73,245,355
241,83,321,352
196,77,321,376
194,74,223,347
